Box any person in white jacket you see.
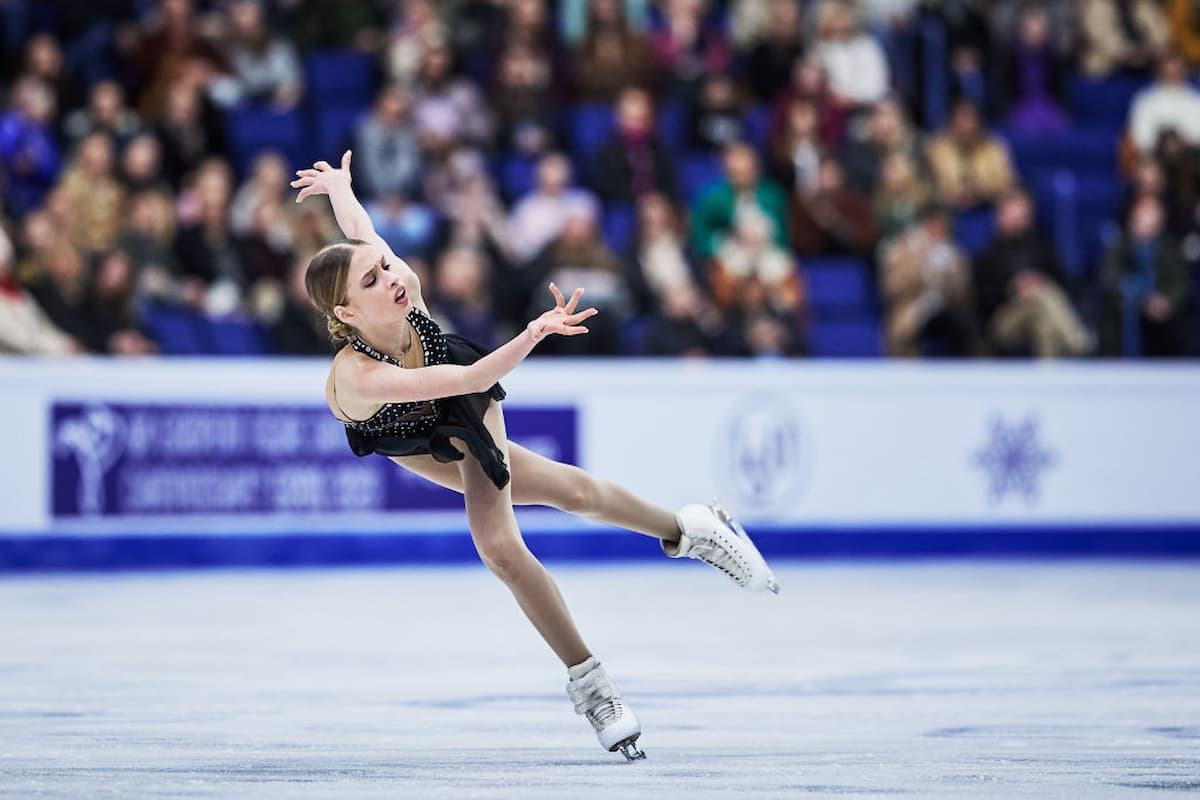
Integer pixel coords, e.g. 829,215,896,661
1129,52,1200,153
813,0,891,108
0,227,78,356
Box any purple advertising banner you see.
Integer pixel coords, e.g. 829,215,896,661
50,403,577,518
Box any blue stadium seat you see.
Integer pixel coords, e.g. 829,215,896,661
315,105,361,158
803,257,872,316
568,103,616,163
225,106,305,176
680,153,724,200
500,154,538,201
955,207,994,255
601,203,636,254
1068,75,1148,127
142,304,210,355
304,50,376,106
208,318,268,356
657,100,686,150
809,317,882,358
744,105,771,150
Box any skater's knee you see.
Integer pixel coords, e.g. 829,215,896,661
556,467,599,515
476,537,530,584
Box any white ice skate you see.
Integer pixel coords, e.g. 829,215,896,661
667,502,780,593
567,659,646,761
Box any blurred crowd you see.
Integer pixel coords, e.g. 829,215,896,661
0,0,1198,359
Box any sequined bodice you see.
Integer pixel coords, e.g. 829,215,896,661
343,308,449,438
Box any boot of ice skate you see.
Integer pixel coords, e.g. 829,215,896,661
666,502,780,594
566,657,645,761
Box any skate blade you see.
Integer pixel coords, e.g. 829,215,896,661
613,735,646,761
711,500,781,594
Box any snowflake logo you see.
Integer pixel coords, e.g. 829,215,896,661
973,415,1056,503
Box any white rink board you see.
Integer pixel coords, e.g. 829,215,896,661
1,357,1199,533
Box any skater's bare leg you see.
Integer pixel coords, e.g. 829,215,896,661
397,444,680,542
458,402,591,667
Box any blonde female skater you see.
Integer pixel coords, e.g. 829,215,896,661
294,151,778,760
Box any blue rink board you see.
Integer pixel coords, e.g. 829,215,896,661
2,525,1199,572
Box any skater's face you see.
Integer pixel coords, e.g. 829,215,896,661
334,244,420,333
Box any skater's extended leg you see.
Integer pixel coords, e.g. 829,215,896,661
397,443,680,542
458,402,590,667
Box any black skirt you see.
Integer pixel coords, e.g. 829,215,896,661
344,334,509,489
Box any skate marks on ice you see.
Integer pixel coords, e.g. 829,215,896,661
1,563,1199,798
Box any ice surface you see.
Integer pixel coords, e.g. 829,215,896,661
1,561,1199,798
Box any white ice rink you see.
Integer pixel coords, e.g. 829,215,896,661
2,561,1199,798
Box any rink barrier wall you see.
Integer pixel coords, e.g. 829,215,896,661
1,357,1199,570
2,525,1200,572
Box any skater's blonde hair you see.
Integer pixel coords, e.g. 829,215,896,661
304,238,370,342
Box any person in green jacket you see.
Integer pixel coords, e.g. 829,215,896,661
690,142,791,260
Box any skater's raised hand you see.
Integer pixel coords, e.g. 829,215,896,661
292,150,353,203
527,283,597,342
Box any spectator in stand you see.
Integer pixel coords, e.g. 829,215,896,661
86,248,158,355
23,33,83,115
230,151,290,236
365,191,442,262
118,189,179,304
434,245,497,347
237,196,295,285
594,86,678,204
688,71,747,153
262,255,331,355
435,147,512,259
282,0,385,51
710,206,806,334
382,0,445,87
691,142,790,262
1167,0,1200,67
26,238,93,349
812,1,890,110
509,152,600,263
1128,53,1200,154
769,56,848,152
208,0,304,111
154,80,228,190
559,0,650,47
58,131,125,257
1154,130,1200,243
174,158,245,314
0,75,62,218
768,97,825,195
791,155,879,257
842,96,928,195
734,0,806,104
1078,0,1169,78
120,133,169,195
0,227,78,355
927,99,1016,210
874,151,935,240
997,1,1070,137
572,0,653,101
491,44,559,159
132,0,226,120
522,206,632,355
914,0,992,115
633,195,722,356
411,42,493,153
649,0,732,99
353,84,423,202
973,188,1088,357
63,81,143,151
1101,195,1191,357
880,203,976,356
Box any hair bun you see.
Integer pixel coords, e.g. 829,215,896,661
326,314,355,341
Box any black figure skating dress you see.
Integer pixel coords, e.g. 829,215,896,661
341,306,509,489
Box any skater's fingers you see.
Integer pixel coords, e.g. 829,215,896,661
560,324,590,336
564,287,584,314
341,150,352,171
313,160,333,172
296,186,317,202
295,169,319,178
565,307,598,325
548,282,566,309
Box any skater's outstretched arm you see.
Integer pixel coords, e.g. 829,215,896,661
340,284,597,404
292,151,435,315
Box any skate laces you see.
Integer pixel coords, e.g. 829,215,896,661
688,529,749,586
587,698,626,728
568,666,621,716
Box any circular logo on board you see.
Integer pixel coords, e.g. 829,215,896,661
713,392,811,518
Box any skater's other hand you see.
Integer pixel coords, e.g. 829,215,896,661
292,150,352,202
527,283,597,342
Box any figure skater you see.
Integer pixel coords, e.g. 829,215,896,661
293,151,778,761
